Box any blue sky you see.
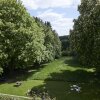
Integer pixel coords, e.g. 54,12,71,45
21,0,81,36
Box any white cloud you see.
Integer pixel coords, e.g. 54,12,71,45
21,0,80,35
21,0,80,10
21,0,38,10
37,10,74,36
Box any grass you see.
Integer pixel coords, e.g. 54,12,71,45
17,57,95,81
0,80,44,96
0,57,100,100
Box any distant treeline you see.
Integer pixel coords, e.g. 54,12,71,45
59,35,71,56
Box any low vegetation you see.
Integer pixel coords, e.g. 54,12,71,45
0,57,100,100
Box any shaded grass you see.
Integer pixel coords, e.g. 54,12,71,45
31,81,100,100
2,57,95,82
27,57,95,81
0,80,100,100
0,57,100,100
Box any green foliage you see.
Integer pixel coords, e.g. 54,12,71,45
59,35,70,51
0,0,61,75
59,35,71,56
0,67,3,75
34,18,61,62
0,0,37,70
70,0,100,67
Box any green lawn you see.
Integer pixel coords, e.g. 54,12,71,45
0,57,100,100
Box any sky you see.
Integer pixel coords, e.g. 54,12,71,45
21,0,81,36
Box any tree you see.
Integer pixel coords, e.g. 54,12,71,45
59,35,70,56
0,0,32,71
52,30,61,58
34,18,61,62
70,0,100,66
0,0,61,75
0,0,46,72
44,22,61,61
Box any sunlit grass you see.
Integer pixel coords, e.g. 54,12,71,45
28,57,95,80
0,57,99,100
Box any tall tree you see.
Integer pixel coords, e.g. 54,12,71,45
34,18,61,62
70,0,100,66
0,0,61,75
0,0,46,72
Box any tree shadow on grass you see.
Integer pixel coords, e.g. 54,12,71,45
46,70,99,82
0,64,47,84
64,57,100,78
28,57,100,100
64,57,86,68
30,69,100,100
